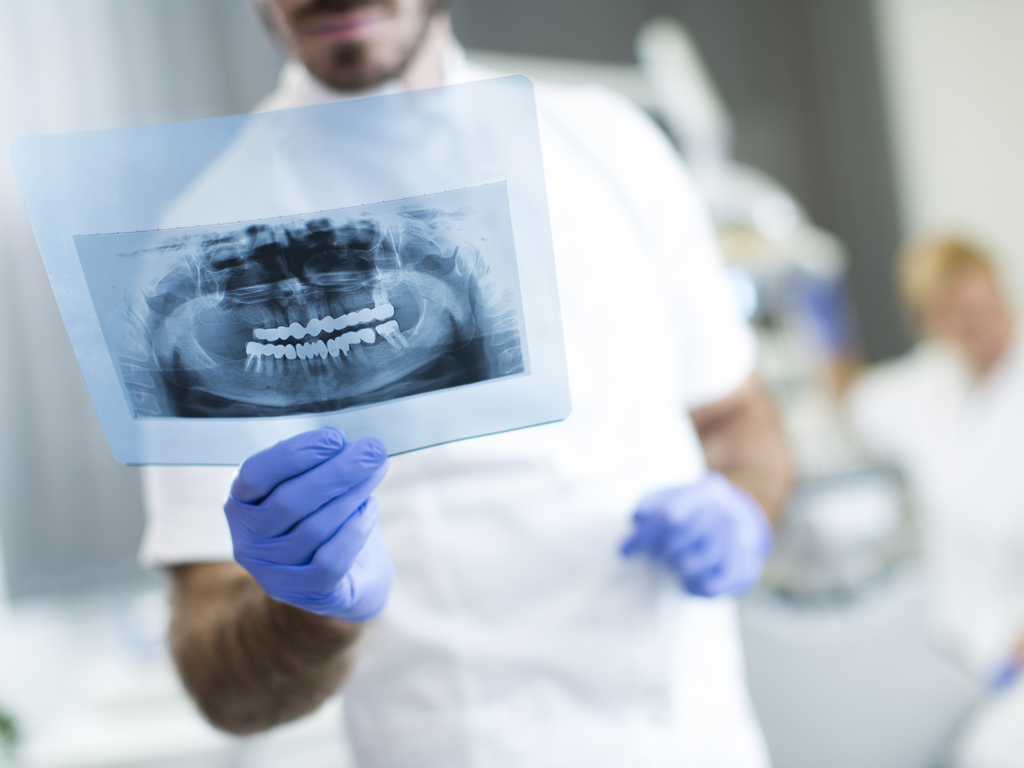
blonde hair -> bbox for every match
[897,234,999,322]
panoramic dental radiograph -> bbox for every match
[86,191,526,418]
[16,76,566,463]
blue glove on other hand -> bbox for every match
[225,428,393,622]
[622,472,774,597]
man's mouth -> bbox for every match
[302,7,390,40]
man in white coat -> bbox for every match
[145,1,792,765]
[848,235,1024,768]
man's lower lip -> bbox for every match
[303,9,389,40]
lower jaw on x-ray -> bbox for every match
[80,188,526,419]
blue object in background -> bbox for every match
[787,271,859,358]
[988,658,1022,693]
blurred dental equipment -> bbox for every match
[637,18,812,258]
[635,18,732,172]
[763,467,913,599]
[637,17,907,598]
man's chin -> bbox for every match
[305,46,407,92]
[314,65,397,92]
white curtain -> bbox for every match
[0,0,283,596]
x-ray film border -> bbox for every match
[73,182,509,238]
[10,75,571,464]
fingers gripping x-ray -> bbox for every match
[92,189,526,418]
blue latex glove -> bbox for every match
[622,472,774,597]
[225,428,393,622]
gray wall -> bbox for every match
[453,0,910,361]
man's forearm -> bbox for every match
[169,562,363,735]
[691,376,792,522]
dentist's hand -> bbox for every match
[622,472,774,597]
[225,428,393,622]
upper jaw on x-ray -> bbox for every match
[136,209,524,418]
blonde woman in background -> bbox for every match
[847,235,1024,768]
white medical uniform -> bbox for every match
[142,52,770,768]
[848,337,1024,767]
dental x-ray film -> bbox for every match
[78,185,525,420]
[10,76,570,465]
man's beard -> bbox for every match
[297,0,446,92]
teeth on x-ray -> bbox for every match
[99,189,528,418]
[375,320,409,349]
[245,326,379,364]
[252,301,395,343]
